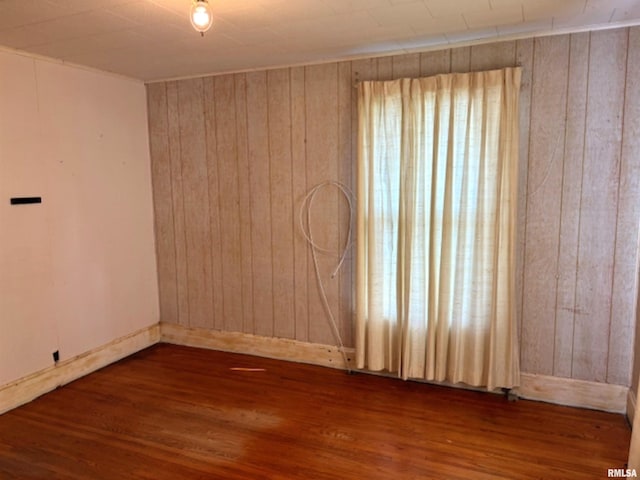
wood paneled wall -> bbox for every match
[147,26,640,386]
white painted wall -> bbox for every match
[0,50,159,386]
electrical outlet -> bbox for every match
[53,351,59,363]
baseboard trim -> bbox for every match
[518,373,627,414]
[0,324,160,415]
[629,388,637,426]
[160,323,353,370]
[3,323,626,416]
[161,323,627,414]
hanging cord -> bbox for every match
[299,181,355,373]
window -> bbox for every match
[355,69,521,391]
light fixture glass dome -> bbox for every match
[190,0,213,35]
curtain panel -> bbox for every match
[355,68,521,391]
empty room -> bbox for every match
[1,0,640,478]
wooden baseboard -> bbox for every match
[160,323,353,370]
[518,373,627,414]
[160,323,627,414]
[0,324,160,415]
[160,323,354,370]
[3,322,626,415]
[629,388,637,426]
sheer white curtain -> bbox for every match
[355,68,521,391]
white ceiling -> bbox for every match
[1,0,639,82]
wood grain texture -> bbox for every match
[213,75,244,333]
[609,27,640,386]
[376,56,393,81]
[162,323,626,413]
[391,53,420,78]
[470,40,516,71]
[203,76,225,331]
[352,57,376,84]
[267,68,295,340]
[305,63,341,346]
[574,28,628,382]
[233,73,255,335]
[147,83,178,325]
[290,66,309,343]
[246,70,274,338]
[161,323,352,371]
[518,372,627,413]
[166,81,189,326]
[514,38,534,351]
[338,61,354,347]
[451,46,471,72]
[177,78,213,329]
[628,28,640,396]
[553,32,589,379]
[147,27,640,389]
[0,344,630,480]
[521,35,570,376]
[420,49,451,76]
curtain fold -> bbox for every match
[356,68,521,391]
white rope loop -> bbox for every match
[299,181,355,372]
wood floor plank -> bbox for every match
[0,344,630,479]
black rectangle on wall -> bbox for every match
[10,197,42,205]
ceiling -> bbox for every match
[1,0,639,82]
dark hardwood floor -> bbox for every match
[0,344,631,479]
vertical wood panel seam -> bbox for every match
[176,83,191,326]
[519,39,535,353]
[348,60,355,346]
[175,82,191,327]
[266,72,276,337]
[207,79,216,327]
[571,32,592,379]
[512,41,533,368]
[212,79,225,330]
[606,28,631,383]
[146,88,159,316]
[164,83,180,325]
[336,64,343,341]
[303,66,310,340]
[551,37,572,376]
[287,68,298,340]
[200,78,214,330]
[238,73,254,335]
[511,41,520,369]
[623,28,640,387]
[150,32,635,381]
[347,61,354,345]
[165,82,180,323]
[302,67,310,342]
[242,76,255,335]
[287,68,296,339]
[232,75,247,334]
[288,67,297,340]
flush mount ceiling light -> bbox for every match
[190,0,213,36]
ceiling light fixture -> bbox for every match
[190,0,213,36]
